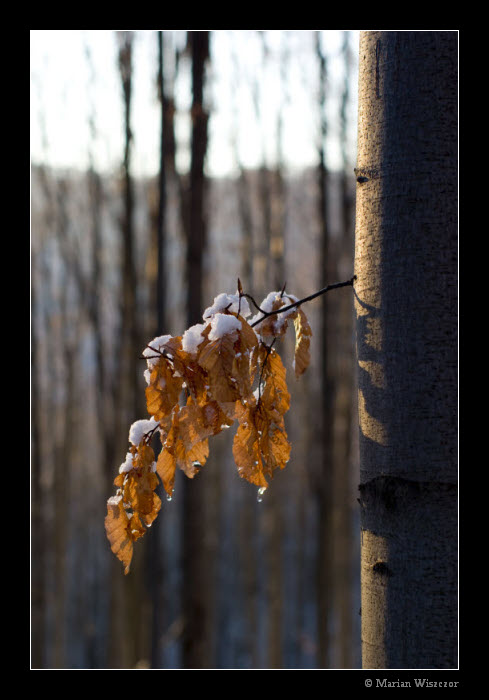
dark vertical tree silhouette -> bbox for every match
[110,30,150,668]
[230,37,253,292]
[117,31,139,425]
[182,29,210,669]
[315,30,334,668]
[333,29,355,669]
[355,30,458,669]
[269,35,287,292]
[253,31,272,298]
[31,245,45,669]
[84,41,114,495]
[148,30,168,669]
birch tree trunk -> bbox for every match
[354,30,458,669]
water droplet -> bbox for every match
[166,493,173,502]
[257,486,267,503]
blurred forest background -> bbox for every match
[31,29,360,669]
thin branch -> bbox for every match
[243,276,356,328]
[143,425,161,445]
[139,343,174,362]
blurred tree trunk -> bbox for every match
[252,32,271,298]
[315,31,334,669]
[52,177,72,668]
[229,41,260,667]
[149,29,171,669]
[87,167,117,494]
[31,250,45,669]
[33,162,58,668]
[109,30,149,669]
[182,29,210,669]
[270,37,288,291]
[332,30,355,669]
[230,37,253,291]
[85,42,128,668]
[84,42,118,498]
[270,135,286,291]
[355,30,457,668]
[117,31,139,425]
[237,168,254,291]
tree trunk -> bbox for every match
[315,31,334,669]
[110,31,149,669]
[182,29,210,669]
[354,30,458,669]
[148,30,169,670]
[31,250,45,669]
[333,31,355,669]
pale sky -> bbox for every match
[30,30,359,179]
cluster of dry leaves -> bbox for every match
[105,289,312,574]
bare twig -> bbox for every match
[242,276,356,328]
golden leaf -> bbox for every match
[232,399,290,488]
[198,331,240,403]
[156,448,176,497]
[232,406,267,488]
[259,348,290,416]
[293,307,312,378]
[105,497,134,575]
[145,359,183,420]
[176,438,209,478]
[253,295,300,338]
[123,444,161,526]
[232,316,259,400]
[178,397,233,446]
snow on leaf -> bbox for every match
[251,292,299,338]
[203,291,251,319]
[128,417,159,446]
[182,322,207,356]
[208,313,241,341]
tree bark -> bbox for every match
[354,30,458,669]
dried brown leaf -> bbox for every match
[124,444,161,526]
[156,448,176,497]
[146,360,183,420]
[232,399,290,488]
[198,331,240,403]
[105,497,134,575]
[293,307,312,377]
[260,348,290,416]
